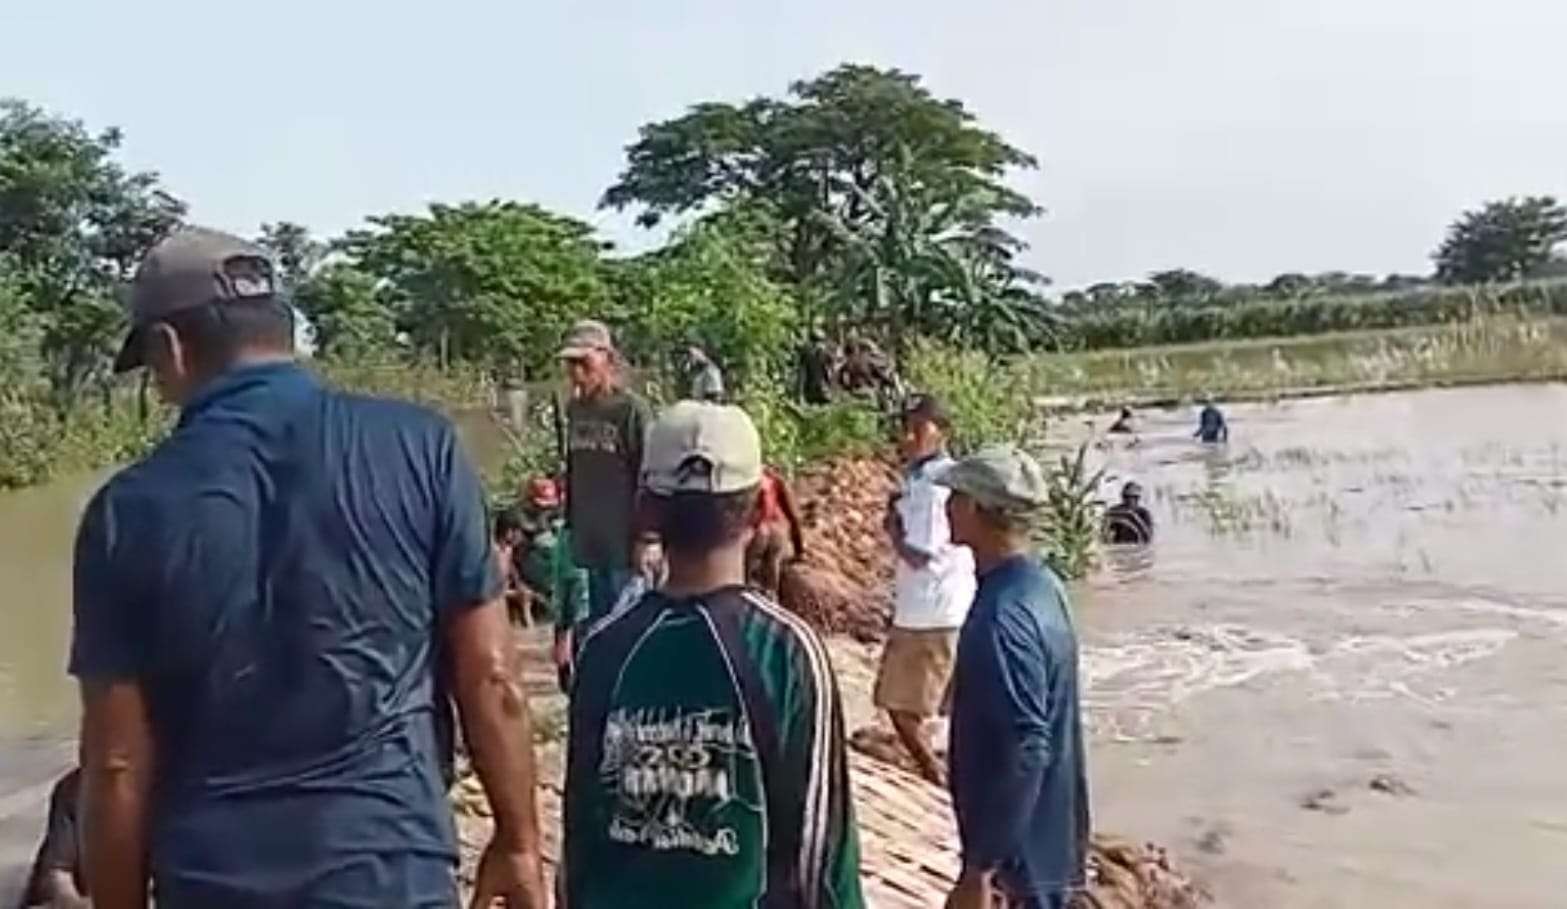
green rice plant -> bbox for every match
[1037,442,1105,579]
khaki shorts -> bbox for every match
[873,626,959,718]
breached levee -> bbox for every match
[780,455,1212,908]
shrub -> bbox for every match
[902,339,1044,451]
[739,378,883,472]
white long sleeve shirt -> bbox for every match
[893,454,977,630]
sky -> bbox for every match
[3,0,1564,289]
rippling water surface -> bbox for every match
[1061,384,1567,907]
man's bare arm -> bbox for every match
[776,477,808,559]
[79,679,154,909]
[445,599,542,854]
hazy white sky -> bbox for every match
[4,0,1564,288]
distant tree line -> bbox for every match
[3,70,1565,420]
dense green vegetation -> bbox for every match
[1,64,1564,495]
[1054,280,1567,350]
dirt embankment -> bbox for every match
[781,457,1211,909]
[780,457,899,642]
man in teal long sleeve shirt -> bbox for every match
[937,447,1090,909]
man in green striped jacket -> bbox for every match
[562,401,864,908]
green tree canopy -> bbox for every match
[257,221,326,291]
[1433,196,1567,284]
[337,201,610,377]
[1146,269,1223,303]
[0,98,184,407]
[291,262,397,360]
[601,64,1040,286]
[609,219,798,393]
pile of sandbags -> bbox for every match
[780,457,899,642]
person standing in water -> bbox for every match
[69,227,545,907]
[1103,481,1155,544]
[1195,399,1229,443]
[877,394,975,785]
[939,446,1090,909]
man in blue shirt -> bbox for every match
[69,227,546,908]
[1195,399,1229,444]
[937,446,1090,909]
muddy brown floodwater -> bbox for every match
[1064,383,1567,908]
[2,384,1565,906]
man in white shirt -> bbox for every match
[877,394,976,784]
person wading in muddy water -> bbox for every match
[1195,397,1229,444]
[877,394,976,785]
[555,319,654,688]
[938,446,1090,909]
[562,401,864,908]
[1103,480,1154,545]
[69,227,546,908]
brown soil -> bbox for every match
[781,456,899,642]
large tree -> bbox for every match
[1145,269,1223,303]
[813,148,1048,352]
[257,221,326,291]
[0,99,185,409]
[291,262,397,360]
[609,218,798,392]
[337,201,609,377]
[600,64,1041,303]
[1433,196,1567,284]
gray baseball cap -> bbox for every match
[641,401,763,496]
[558,319,616,361]
[935,445,1050,514]
[113,226,280,372]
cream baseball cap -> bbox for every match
[641,401,763,495]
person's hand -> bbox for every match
[469,840,548,908]
[943,868,994,909]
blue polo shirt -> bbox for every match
[948,554,1090,901]
[69,362,500,907]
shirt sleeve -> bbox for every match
[780,627,865,908]
[69,486,149,680]
[959,598,1055,870]
[432,428,503,611]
